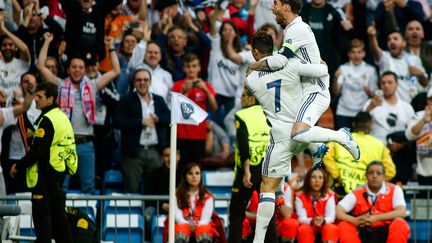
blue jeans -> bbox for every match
[64,141,96,194]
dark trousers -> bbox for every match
[31,171,72,243]
[417,174,432,198]
[227,164,277,243]
[334,115,354,130]
[177,139,206,175]
[2,159,28,194]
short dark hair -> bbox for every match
[381,71,398,83]
[281,0,302,14]
[184,53,200,64]
[366,161,386,175]
[36,82,58,102]
[252,31,274,56]
[20,71,38,84]
[353,112,372,131]
[132,68,152,81]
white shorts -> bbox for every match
[295,90,331,127]
[261,137,308,178]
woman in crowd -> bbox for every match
[174,163,215,243]
[294,168,339,243]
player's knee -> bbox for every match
[260,177,281,192]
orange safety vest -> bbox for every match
[297,191,335,218]
[352,183,396,227]
[180,193,213,222]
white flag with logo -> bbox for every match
[170,92,208,125]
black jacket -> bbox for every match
[59,0,122,61]
[113,92,170,157]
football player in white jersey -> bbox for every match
[247,31,330,243]
[248,0,360,166]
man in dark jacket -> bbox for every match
[59,0,122,62]
[113,68,170,193]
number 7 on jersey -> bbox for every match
[266,79,281,113]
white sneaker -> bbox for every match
[339,127,360,160]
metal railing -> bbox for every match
[0,186,430,242]
[0,194,231,243]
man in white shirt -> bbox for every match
[0,13,31,106]
[247,0,360,165]
[368,23,427,103]
[336,161,410,243]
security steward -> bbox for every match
[10,82,78,243]
[227,87,277,243]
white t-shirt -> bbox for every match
[338,182,406,213]
[405,110,432,176]
[247,56,328,142]
[137,92,158,146]
[254,0,280,30]
[363,98,415,144]
[207,34,247,97]
[9,101,41,160]
[0,58,30,106]
[336,61,378,117]
[266,16,325,94]
[377,51,426,103]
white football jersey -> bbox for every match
[247,57,328,142]
[266,16,326,94]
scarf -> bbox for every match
[58,76,96,125]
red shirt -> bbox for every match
[172,79,216,140]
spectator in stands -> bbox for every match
[334,39,378,130]
[405,88,432,187]
[172,53,217,171]
[375,0,426,45]
[146,145,181,211]
[59,0,122,63]
[405,20,432,79]
[122,0,146,20]
[324,112,396,198]
[15,0,63,66]
[1,72,40,194]
[368,23,427,103]
[336,161,410,243]
[254,0,280,31]
[257,23,282,52]
[174,162,215,243]
[208,6,253,127]
[113,68,170,193]
[300,0,352,84]
[200,120,232,169]
[116,31,138,97]
[129,40,173,103]
[0,11,31,106]
[363,71,416,183]
[228,87,277,243]
[37,33,121,194]
[294,168,339,243]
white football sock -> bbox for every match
[253,192,275,243]
[292,126,344,144]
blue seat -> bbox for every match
[202,170,235,197]
[103,170,123,194]
[103,193,143,216]
[104,214,144,242]
[151,214,166,243]
[408,220,432,243]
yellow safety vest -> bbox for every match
[234,105,270,170]
[324,132,393,193]
[26,108,78,188]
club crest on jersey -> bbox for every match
[181,102,194,119]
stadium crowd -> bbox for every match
[0,0,431,242]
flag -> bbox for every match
[170,92,208,125]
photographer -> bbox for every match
[172,53,217,174]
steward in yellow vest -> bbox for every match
[11,82,76,243]
[323,112,396,198]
